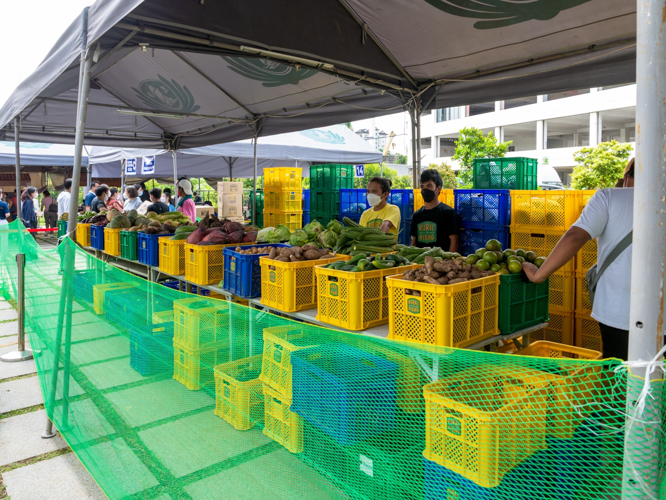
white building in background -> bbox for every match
[356,127,389,152]
[416,84,636,185]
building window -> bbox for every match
[503,123,537,151]
[420,137,432,149]
[436,107,464,123]
[546,114,591,148]
[467,102,495,117]
[600,107,636,143]
[438,137,457,157]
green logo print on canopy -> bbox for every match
[222,57,318,87]
[132,75,200,113]
[423,0,593,29]
[298,129,346,145]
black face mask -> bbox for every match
[421,189,437,203]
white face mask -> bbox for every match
[367,193,382,207]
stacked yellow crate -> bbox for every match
[262,167,303,231]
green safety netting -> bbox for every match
[0,220,663,500]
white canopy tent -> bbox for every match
[89,124,382,181]
[0,141,90,167]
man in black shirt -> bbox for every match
[147,188,170,215]
[410,169,459,252]
[90,185,109,213]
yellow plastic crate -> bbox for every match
[153,310,174,324]
[510,190,577,232]
[574,190,597,216]
[549,270,575,313]
[575,271,592,314]
[262,384,303,453]
[160,238,186,276]
[577,238,597,273]
[532,310,574,345]
[387,274,499,348]
[174,297,230,350]
[103,228,121,256]
[263,211,303,232]
[264,190,303,212]
[214,355,264,431]
[510,229,574,272]
[516,341,602,439]
[259,325,318,398]
[259,255,347,312]
[76,223,91,247]
[315,264,419,331]
[575,312,602,354]
[185,243,237,286]
[173,340,230,391]
[93,282,137,315]
[424,365,550,488]
[413,188,454,211]
[263,167,302,191]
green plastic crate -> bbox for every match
[309,211,335,227]
[120,231,138,261]
[498,272,549,334]
[310,190,341,215]
[57,220,67,238]
[473,157,538,190]
[309,164,354,191]
[248,189,264,226]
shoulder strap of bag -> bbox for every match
[590,230,633,289]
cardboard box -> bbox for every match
[221,205,242,218]
[196,206,215,219]
[220,193,242,207]
[219,182,244,195]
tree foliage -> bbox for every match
[394,153,408,165]
[452,127,512,187]
[570,141,633,190]
[426,163,458,189]
[353,163,412,189]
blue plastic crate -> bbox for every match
[302,212,310,226]
[291,343,398,446]
[387,189,415,221]
[138,233,174,266]
[458,223,510,256]
[340,189,368,219]
[222,243,288,298]
[399,219,412,247]
[340,213,361,225]
[73,270,98,303]
[130,322,175,376]
[90,225,105,251]
[302,189,310,212]
[455,189,511,226]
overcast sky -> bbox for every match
[0,1,409,151]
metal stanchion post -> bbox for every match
[1,254,33,362]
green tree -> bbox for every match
[352,163,412,189]
[571,141,633,190]
[427,162,458,189]
[394,153,407,165]
[344,122,353,131]
[452,127,512,187]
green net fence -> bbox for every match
[0,221,664,500]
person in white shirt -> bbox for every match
[57,179,72,218]
[523,160,634,359]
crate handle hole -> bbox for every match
[471,286,482,294]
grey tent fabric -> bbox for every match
[0,0,636,148]
[89,124,382,179]
[0,141,90,167]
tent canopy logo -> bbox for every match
[299,129,346,145]
[132,75,200,113]
[423,0,593,29]
[222,57,318,87]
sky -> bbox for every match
[351,112,412,156]
[0,1,92,106]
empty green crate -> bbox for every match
[309,164,354,191]
[120,231,138,261]
[473,157,538,190]
[310,190,341,215]
[498,272,549,334]
[309,211,335,227]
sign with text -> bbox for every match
[125,158,137,175]
[354,165,365,178]
[141,156,155,175]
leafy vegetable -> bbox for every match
[257,227,276,242]
[275,224,292,242]
[289,230,309,247]
[317,229,338,249]
[326,220,344,235]
[303,220,324,239]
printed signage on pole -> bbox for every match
[354,165,365,178]
[142,156,155,175]
[126,158,137,175]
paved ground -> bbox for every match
[0,237,107,499]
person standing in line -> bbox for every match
[123,186,142,211]
[162,188,176,211]
[41,190,58,228]
[90,185,109,213]
[8,194,17,222]
[410,169,459,252]
[0,195,10,227]
[176,179,196,223]
[21,187,38,229]
[84,181,100,211]
[147,188,170,215]
[523,159,635,360]
[136,182,150,203]
[359,177,401,235]
[194,191,203,204]
[106,187,124,212]
[57,179,72,219]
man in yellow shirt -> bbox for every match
[359,177,401,234]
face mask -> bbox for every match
[104,194,109,202]
[421,189,437,203]
[367,193,382,207]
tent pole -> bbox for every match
[252,134,258,226]
[416,103,422,180]
[171,151,178,196]
[66,47,93,239]
[14,118,20,212]
[621,0,665,497]
[410,110,417,187]
[86,165,91,191]
[120,159,125,195]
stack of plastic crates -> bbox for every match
[339,189,367,225]
[455,189,511,257]
[302,189,310,226]
[130,321,175,376]
[263,167,302,231]
[172,297,231,390]
[473,157,538,190]
[248,189,263,227]
[413,188,454,212]
[105,288,173,330]
[73,269,98,303]
[309,164,353,226]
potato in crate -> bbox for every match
[214,355,263,431]
[291,343,398,446]
[262,384,303,453]
[173,340,230,391]
[174,297,230,350]
[423,365,551,488]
